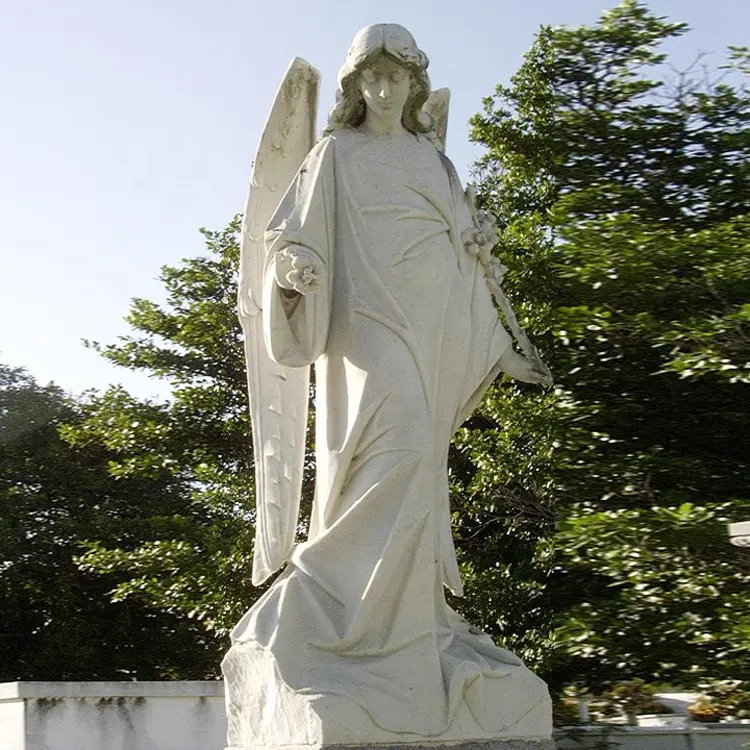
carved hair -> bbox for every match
[324,24,432,136]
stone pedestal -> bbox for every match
[222,643,553,750]
[226,744,554,750]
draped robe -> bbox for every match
[231,130,549,736]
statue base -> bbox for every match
[222,643,553,750]
[227,743,553,750]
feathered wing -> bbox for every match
[423,88,450,153]
[237,58,320,586]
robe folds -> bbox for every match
[231,130,549,736]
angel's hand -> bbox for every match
[498,347,553,387]
[274,245,322,295]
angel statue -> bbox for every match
[224,23,554,750]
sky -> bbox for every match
[0,0,746,400]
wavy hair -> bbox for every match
[324,25,432,136]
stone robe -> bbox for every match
[229,130,549,737]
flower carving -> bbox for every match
[462,209,499,267]
[275,246,322,295]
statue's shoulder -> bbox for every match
[320,128,362,152]
[427,141,456,171]
[304,131,357,165]
[306,134,335,158]
[410,132,457,170]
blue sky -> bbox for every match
[0,0,745,398]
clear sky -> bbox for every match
[0,0,745,399]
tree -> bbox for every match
[63,220,260,651]
[65,1,750,692]
[0,364,217,680]
[468,0,750,690]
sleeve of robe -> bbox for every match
[439,152,513,433]
[262,137,336,368]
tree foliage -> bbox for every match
[27,1,750,690]
[64,220,257,654]
[469,0,750,690]
[0,364,217,680]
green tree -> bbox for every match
[469,0,750,690]
[64,220,259,649]
[65,1,750,692]
[0,363,216,680]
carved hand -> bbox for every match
[274,245,322,295]
[498,347,554,387]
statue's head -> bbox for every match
[324,24,431,135]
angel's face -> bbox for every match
[359,57,412,126]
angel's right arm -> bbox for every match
[262,138,336,368]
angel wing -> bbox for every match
[238,58,320,586]
[423,88,450,153]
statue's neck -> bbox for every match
[359,112,408,136]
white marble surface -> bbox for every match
[231,23,552,745]
[223,644,551,747]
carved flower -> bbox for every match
[461,228,481,257]
[287,262,319,290]
[276,247,322,295]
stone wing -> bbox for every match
[423,88,450,153]
[237,57,320,585]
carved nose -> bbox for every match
[379,79,391,98]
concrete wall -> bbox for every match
[2,682,749,750]
[0,682,226,750]
[0,699,25,750]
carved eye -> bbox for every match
[390,71,405,82]
[362,70,377,84]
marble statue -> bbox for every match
[225,24,554,750]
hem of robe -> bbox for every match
[225,632,551,739]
